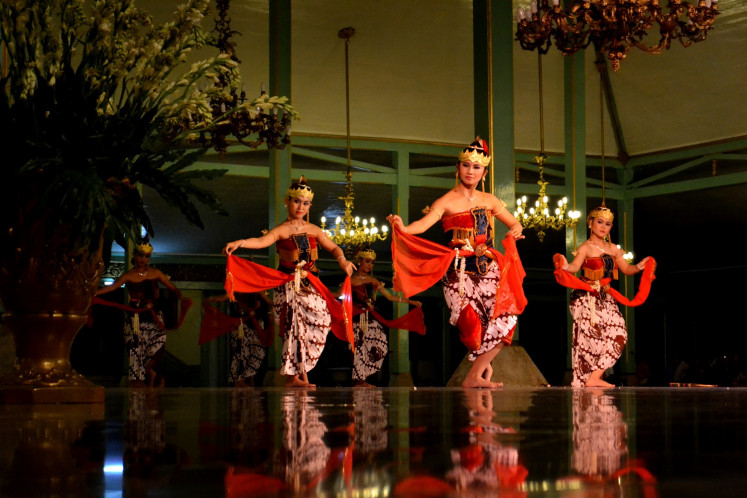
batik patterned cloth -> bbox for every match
[569,289,627,387]
[228,320,267,383]
[273,281,331,376]
[442,263,517,361]
[352,318,388,381]
[124,311,166,382]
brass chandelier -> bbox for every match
[515,53,581,243]
[197,0,297,153]
[320,27,388,255]
[515,0,720,71]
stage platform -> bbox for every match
[1,386,746,497]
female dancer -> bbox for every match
[95,238,189,387]
[387,137,527,388]
[201,291,274,387]
[345,246,423,387]
[553,205,655,388]
[223,177,355,388]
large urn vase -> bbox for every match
[0,225,105,403]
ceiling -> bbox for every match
[138,0,747,273]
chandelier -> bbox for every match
[197,0,297,153]
[320,27,388,256]
[515,53,581,243]
[515,0,720,71]
[515,153,582,243]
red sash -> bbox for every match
[225,254,354,348]
[390,224,527,317]
[198,300,274,346]
[354,306,427,335]
[90,296,192,330]
[552,254,657,307]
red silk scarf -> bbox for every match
[224,254,354,348]
[552,254,657,307]
[198,300,274,346]
[353,305,427,335]
[90,295,193,330]
[390,224,527,318]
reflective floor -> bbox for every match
[2,386,747,497]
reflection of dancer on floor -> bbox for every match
[339,247,422,387]
[223,177,355,388]
[95,238,187,387]
[204,292,274,387]
[387,138,527,388]
[447,390,527,491]
[571,389,628,477]
[554,205,655,388]
[280,391,330,492]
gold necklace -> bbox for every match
[458,188,477,203]
[588,239,607,253]
[286,218,304,231]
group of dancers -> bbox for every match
[94,137,656,389]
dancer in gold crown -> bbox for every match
[553,205,656,388]
[387,137,527,388]
[339,246,424,387]
[223,177,355,388]
[95,238,190,387]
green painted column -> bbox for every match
[619,192,636,378]
[564,52,587,373]
[475,0,518,337]
[389,149,413,387]
[264,0,292,384]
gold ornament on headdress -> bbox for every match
[587,206,614,223]
[458,137,491,167]
[285,176,314,201]
[135,240,153,256]
[355,248,376,261]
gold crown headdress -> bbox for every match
[587,205,614,224]
[135,239,153,256]
[458,137,491,167]
[285,176,314,201]
[355,248,377,262]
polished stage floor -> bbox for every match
[1,386,746,497]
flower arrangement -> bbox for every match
[0,0,296,262]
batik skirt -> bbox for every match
[442,262,518,361]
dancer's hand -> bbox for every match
[223,239,244,255]
[386,214,405,232]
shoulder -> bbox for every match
[482,193,506,212]
[576,242,593,257]
[608,244,624,259]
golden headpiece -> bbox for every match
[458,137,491,167]
[587,205,614,224]
[285,176,314,201]
[355,247,377,262]
[135,239,153,256]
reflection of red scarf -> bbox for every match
[390,225,527,318]
[224,254,354,348]
[198,300,274,346]
[552,254,657,307]
[89,296,192,330]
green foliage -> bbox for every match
[0,0,266,261]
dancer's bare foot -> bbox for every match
[462,345,503,388]
[353,380,375,388]
[585,370,614,388]
[585,378,615,388]
[284,375,316,388]
[462,375,503,388]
